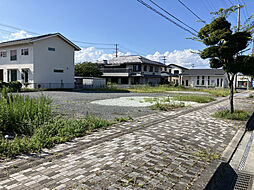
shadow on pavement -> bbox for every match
[204,162,237,190]
[246,112,254,131]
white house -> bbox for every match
[0,33,80,88]
[161,64,188,84]
[180,69,228,88]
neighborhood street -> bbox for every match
[0,91,253,190]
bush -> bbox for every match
[0,115,112,158]
[0,81,22,92]
[0,91,52,135]
[213,109,249,120]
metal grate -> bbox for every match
[234,172,252,190]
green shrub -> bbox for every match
[213,109,249,120]
[0,81,22,92]
[0,115,112,158]
[0,91,52,135]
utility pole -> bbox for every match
[115,44,118,57]
[161,56,167,65]
[235,4,241,90]
[237,4,240,32]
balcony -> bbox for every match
[100,68,133,77]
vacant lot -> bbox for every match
[23,91,211,121]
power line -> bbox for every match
[136,0,197,36]
[227,0,234,6]
[0,22,117,47]
[0,23,39,35]
[176,0,206,23]
[72,40,115,46]
[120,45,144,56]
[148,0,199,33]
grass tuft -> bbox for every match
[213,109,249,120]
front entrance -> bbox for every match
[185,80,188,86]
[0,70,3,81]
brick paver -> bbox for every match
[0,94,250,190]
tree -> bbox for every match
[75,62,102,77]
[195,6,254,113]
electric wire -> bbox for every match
[136,0,197,36]
[176,0,206,23]
[148,0,199,33]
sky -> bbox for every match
[0,0,253,68]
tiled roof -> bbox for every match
[0,33,81,51]
[99,55,164,66]
[180,69,225,76]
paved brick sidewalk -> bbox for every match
[0,95,247,190]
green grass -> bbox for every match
[150,102,185,111]
[124,84,186,93]
[0,89,113,158]
[144,95,215,104]
[213,109,250,120]
[114,116,133,122]
[172,95,216,103]
[248,94,254,98]
[0,115,111,158]
[118,84,230,97]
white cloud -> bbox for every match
[3,30,33,41]
[146,49,209,69]
[75,48,209,68]
[74,47,131,63]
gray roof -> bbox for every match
[161,72,178,77]
[99,55,164,66]
[168,64,188,70]
[180,69,225,76]
[0,33,81,51]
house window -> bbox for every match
[155,67,159,72]
[221,79,223,87]
[174,70,179,75]
[197,76,200,85]
[144,65,147,71]
[149,66,153,72]
[133,65,141,72]
[168,69,171,73]
[208,76,210,86]
[217,78,220,87]
[54,69,64,73]
[10,50,17,61]
[48,47,55,51]
[21,48,29,55]
[0,51,7,57]
[8,70,17,82]
[202,76,205,85]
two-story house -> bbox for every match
[180,69,228,88]
[98,55,164,85]
[161,64,188,84]
[0,33,80,88]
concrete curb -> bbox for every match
[221,128,246,162]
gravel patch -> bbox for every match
[21,91,201,120]
[90,96,199,107]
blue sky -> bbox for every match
[0,0,253,68]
